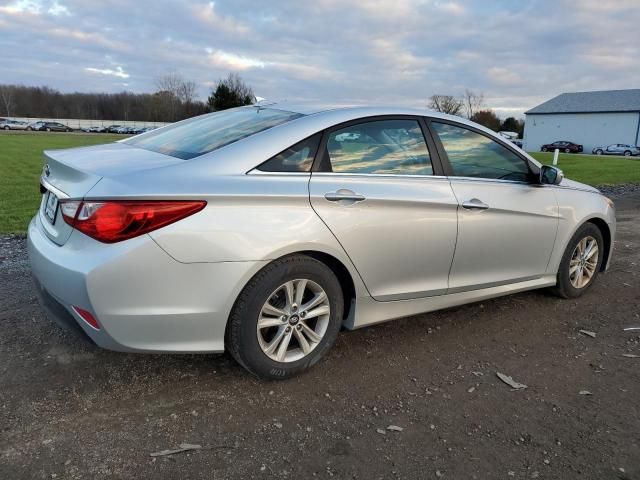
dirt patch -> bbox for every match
[1,194,639,479]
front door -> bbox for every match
[429,120,559,292]
[309,117,459,301]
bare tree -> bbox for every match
[462,89,484,119]
[428,95,463,116]
[0,85,15,117]
[156,72,200,120]
[177,81,197,104]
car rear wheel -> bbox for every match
[46,127,51,132]
[595,149,603,155]
[564,148,571,153]
[624,150,631,157]
[3,126,8,130]
[551,223,604,299]
[226,255,344,379]
[541,147,548,152]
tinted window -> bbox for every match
[432,122,531,182]
[258,134,321,172]
[124,107,304,160]
[325,119,432,175]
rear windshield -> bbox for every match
[124,107,304,159]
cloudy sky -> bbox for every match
[1,0,639,117]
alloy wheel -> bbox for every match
[569,236,599,289]
[256,279,330,363]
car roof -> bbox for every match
[179,103,542,174]
[267,101,463,121]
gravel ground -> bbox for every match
[1,193,639,480]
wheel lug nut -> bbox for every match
[285,326,291,332]
[296,324,302,330]
[300,311,306,318]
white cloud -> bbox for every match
[84,66,130,79]
[47,2,69,16]
[206,49,265,70]
[0,0,42,14]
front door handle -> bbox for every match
[462,198,489,210]
[324,190,366,203]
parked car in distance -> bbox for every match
[27,121,73,132]
[80,126,107,133]
[541,141,583,153]
[112,126,135,134]
[0,119,29,130]
[105,125,122,133]
[592,144,640,157]
[29,104,616,379]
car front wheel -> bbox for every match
[551,223,604,299]
[595,149,603,155]
[541,147,548,152]
[227,255,344,379]
[624,150,631,156]
[564,148,571,153]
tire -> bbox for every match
[541,147,548,152]
[564,148,571,153]
[551,223,604,299]
[624,150,631,157]
[26,127,32,131]
[46,128,51,132]
[227,254,344,379]
[3,126,8,130]
[595,149,603,155]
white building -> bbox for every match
[523,89,640,153]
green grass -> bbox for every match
[1,133,639,234]
[529,152,640,186]
[0,132,122,234]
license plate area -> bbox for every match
[44,190,59,224]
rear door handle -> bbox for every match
[462,198,489,210]
[324,190,366,203]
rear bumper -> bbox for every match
[28,215,266,353]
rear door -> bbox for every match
[309,116,458,301]
[428,119,558,292]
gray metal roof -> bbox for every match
[525,89,640,115]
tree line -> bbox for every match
[0,74,523,135]
[0,73,255,122]
[428,91,524,137]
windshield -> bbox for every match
[124,107,304,159]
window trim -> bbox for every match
[312,115,446,177]
[424,117,540,184]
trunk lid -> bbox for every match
[38,142,184,245]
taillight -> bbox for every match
[60,200,206,243]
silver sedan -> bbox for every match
[28,105,616,378]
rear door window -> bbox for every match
[323,119,433,175]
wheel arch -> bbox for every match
[299,250,356,322]
[225,249,360,340]
[586,217,612,272]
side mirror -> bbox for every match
[540,165,564,185]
